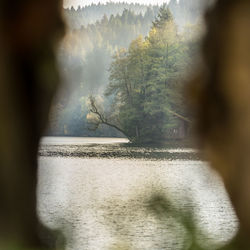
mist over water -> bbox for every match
[40,1,238,249]
[38,137,238,250]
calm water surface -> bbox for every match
[38,137,238,250]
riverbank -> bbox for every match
[39,137,201,160]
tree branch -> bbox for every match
[88,96,130,139]
[165,106,192,123]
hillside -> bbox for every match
[47,1,208,137]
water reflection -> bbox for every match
[38,137,238,250]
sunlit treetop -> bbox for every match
[152,4,174,29]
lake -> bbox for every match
[38,137,238,250]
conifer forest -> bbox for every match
[48,0,208,142]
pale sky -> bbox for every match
[64,0,170,8]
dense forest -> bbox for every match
[88,6,196,143]
[64,2,159,29]
[64,0,209,29]
[47,0,209,138]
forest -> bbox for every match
[47,0,207,139]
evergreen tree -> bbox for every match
[152,5,174,29]
[88,7,192,143]
[49,1,203,137]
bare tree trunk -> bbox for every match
[136,125,139,139]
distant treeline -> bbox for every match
[64,2,159,29]
[47,1,207,137]
[64,0,209,29]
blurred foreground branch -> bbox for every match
[0,0,64,248]
[191,0,250,248]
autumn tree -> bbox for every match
[88,6,192,143]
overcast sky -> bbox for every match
[64,0,170,8]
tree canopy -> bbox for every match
[88,6,193,143]
[48,1,203,138]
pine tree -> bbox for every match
[152,5,174,30]
[88,8,192,142]
[54,2,199,138]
